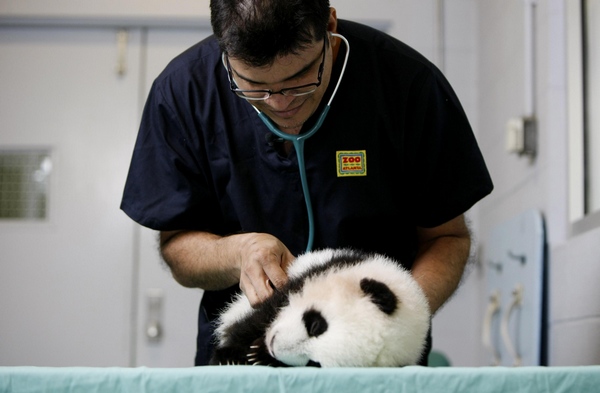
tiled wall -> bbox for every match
[550,228,600,365]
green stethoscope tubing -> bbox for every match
[254,33,350,252]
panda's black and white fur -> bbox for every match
[210,248,431,367]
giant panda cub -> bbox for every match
[210,248,431,367]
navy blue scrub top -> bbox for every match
[121,20,493,365]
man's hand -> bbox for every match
[235,233,295,306]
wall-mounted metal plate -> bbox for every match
[484,209,546,366]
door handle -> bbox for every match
[145,288,164,342]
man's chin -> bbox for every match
[265,117,306,134]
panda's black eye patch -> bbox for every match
[303,309,328,337]
[360,278,398,315]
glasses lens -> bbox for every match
[234,85,318,101]
[281,85,318,97]
[234,90,269,100]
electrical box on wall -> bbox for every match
[506,116,537,158]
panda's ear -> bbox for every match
[360,278,398,315]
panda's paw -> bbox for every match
[210,346,252,366]
[246,337,287,367]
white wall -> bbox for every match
[334,1,437,60]
[0,0,211,19]
[428,0,484,366]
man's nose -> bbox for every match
[263,93,296,110]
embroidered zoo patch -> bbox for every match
[336,150,367,177]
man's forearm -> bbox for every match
[159,230,241,290]
[411,215,471,314]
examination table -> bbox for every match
[1,365,599,392]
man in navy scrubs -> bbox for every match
[121,0,493,366]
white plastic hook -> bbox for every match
[482,289,502,366]
[501,284,524,366]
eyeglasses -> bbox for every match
[223,38,326,101]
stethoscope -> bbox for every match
[259,33,350,252]
[226,33,350,252]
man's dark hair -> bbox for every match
[210,0,331,67]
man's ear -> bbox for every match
[327,7,338,33]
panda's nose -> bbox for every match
[302,309,328,337]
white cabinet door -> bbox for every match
[0,26,142,366]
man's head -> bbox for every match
[210,0,331,66]
[211,0,339,134]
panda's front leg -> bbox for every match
[209,337,287,366]
[209,329,264,365]
[210,345,249,366]
[209,328,288,366]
